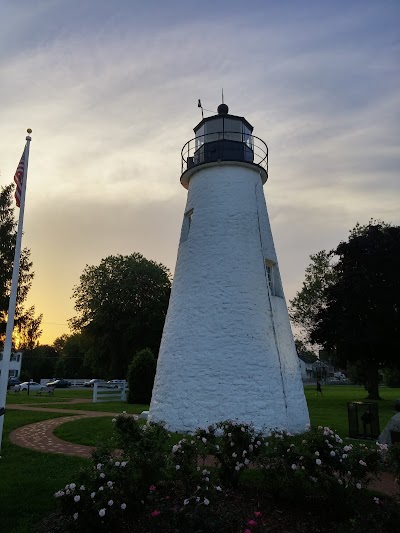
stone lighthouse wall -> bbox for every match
[149,164,310,433]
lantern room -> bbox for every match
[181,104,268,188]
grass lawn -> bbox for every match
[304,385,400,437]
[0,410,88,533]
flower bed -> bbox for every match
[46,417,400,532]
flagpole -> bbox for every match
[0,130,32,453]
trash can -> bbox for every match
[347,402,380,439]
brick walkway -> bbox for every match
[8,403,119,459]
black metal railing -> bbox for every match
[181,132,268,177]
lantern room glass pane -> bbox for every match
[204,118,223,142]
[224,118,242,142]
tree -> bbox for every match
[20,344,59,382]
[70,253,171,378]
[309,222,400,399]
[53,333,91,378]
[127,348,157,404]
[0,184,42,347]
[289,251,335,346]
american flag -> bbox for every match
[13,150,25,208]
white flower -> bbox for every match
[241,427,246,432]
[248,444,253,452]
[100,473,105,479]
[235,466,240,471]
[202,469,210,475]
[230,442,235,447]
[99,486,104,491]
[79,485,85,491]
[99,508,106,517]
[314,451,320,456]
[121,461,127,467]
[204,498,210,505]
[257,441,261,446]
[196,496,200,502]
[202,437,207,443]
[338,479,343,485]
[114,461,120,466]
[108,500,114,506]
[373,497,380,505]
[73,512,78,520]
[172,445,180,453]
[359,460,367,466]
[107,481,113,487]
[242,450,247,456]
[244,458,250,465]
[97,464,103,470]
[205,477,209,482]
[112,418,116,423]
[184,499,190,505]
[91,492,96,498]
[175,465,181,470]
[330,451,336,457]
[54,490,65,498]
[316,459,322,466]
[74,495,80,502]
[228,433,232,437]
[65,490,70,495]
[232,452,237,458]
[342,454,348,459]
[356,483,361,490]
[291,464,297,470]
[215,486,222,491]
[302,440,307,444]
[121,503,127,510]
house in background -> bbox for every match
[0,351,23,379]
[298,352,317,380]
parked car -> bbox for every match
[46,379,72,388]
[106,380,126,388]
[83,379,107,387]
[7,377,21,390]
[15,381,46,392]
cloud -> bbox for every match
[1,1,399,343]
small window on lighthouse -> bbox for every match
[180,208,194,244]
[265,259,276,295]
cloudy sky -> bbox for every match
[1,0,399,344]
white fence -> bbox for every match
[93,382,127,403]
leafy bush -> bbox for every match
[127,348,156,403]
[52,417,398,532]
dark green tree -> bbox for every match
[53,333,91,378]
[289,250,335,346]
[127,348,157,404]
[0,184,42,347]
[310,222,400,400]
[70,253,171,378]
[20,344,59,382]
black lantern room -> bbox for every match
[181,104,268,188]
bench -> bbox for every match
[36,386,55,396]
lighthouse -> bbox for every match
[148,103,310,434]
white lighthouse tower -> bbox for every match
[149,103,309,434]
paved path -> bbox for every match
[6,403,400,497]
[8,403,120,459]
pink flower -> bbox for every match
[254,511,262,517]
[149,485,156,492]
[248,519,257,526]
[151,510,161,517]
[244,530,252,533]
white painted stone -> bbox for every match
[149,162,310,434]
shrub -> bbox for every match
[127,348,156,403]
[53,417,394,532]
